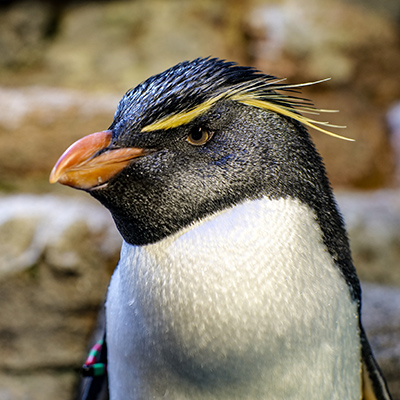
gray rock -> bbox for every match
[362,283,400,399]
[339,190,400,398]
[338,190,400,286]
[0,194,120,278]
[0,195,120,400]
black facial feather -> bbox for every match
[90,57,360,303]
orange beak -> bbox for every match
[49,130,146,190]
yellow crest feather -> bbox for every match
[141,93,225,132]
[141,77,353,141]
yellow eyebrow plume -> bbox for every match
[233,97,352,141]
[141,93,225,132]
[141,78,353,141]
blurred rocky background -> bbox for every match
[0,0,399,399]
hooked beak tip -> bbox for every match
[49,130,146,190]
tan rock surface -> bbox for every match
[0,0,399,190]
[0,195,120,400]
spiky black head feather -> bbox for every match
[111,58,265,132]
[110,57,349,141]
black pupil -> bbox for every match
[191,127,204,142]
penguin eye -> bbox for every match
[186,127,213,146]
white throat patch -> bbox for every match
[106,196,361,400]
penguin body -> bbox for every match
[107,197,360,399]
[50,58,392,399]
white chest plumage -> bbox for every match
[106,197,361,400]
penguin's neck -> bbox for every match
[106,196,361,400]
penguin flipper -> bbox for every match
[361,326,392,400]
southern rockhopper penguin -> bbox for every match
[50,58,392,399]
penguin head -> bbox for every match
[50,57,347,246]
